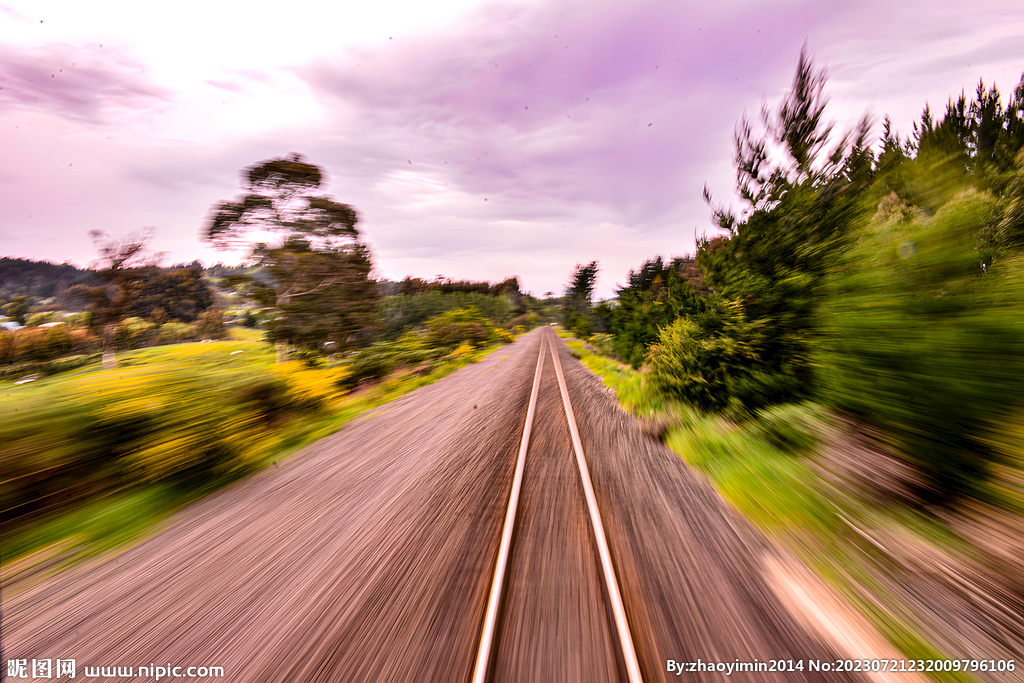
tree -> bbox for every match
[78,234,215,327]
[2,296,30,325]
[566,261,599,307]
[606,256,708,368]
[816,188,1024,504]
[425,306,493,349]
[874,116,912,196]
[205,153,377,358]
[377,290,513,341]
[563,261,598,337]
[123,265,214,323]
[688,47,874,409]
[0,258,98,308]
[899,74,1024,202]
[82,229,161,366]
[252,236,376,353]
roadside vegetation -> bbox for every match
[2,318,511,583]
[0,311,228,379]
[558,49,1024,678]
[562,332,1020,681]
[561,47,1024,512]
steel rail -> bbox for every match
[470,335,546,683]
[547,331,645,683]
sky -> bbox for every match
[2,0,1023,298]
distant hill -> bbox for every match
[0,258,99,309]
[0,258,258,313]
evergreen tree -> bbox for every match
[606,256,707,368]
[563,261,598,338]
[691,47,872,408]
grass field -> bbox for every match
[1,328,508,580]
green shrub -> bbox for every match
[817,190,1024,503]
[26,312,55,327]
[80,370,268,485]
[378,291,512,340]
[493,328,514,343]
[0,326,98,365]
[749,403,826,455]
[0,354,95,379]
[195,309,227,340]
[115,317,158,350]
[341,333,444,387]
[588,333,617,358]
[2,357,274,531]
[647,301,803,416]
[42,325,74,358]
[271,361,351,412]
[14,327,54,362]
[63,312,92,326]
[425,306,494,349]
[607,265,709,369]
[570,314,591,340]
[0,331,15,363]
[239,376,293,423]
[158,322,195,344]
[339,307,510,388]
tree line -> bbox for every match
[566,50,1024,505]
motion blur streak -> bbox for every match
[3,331,860,681]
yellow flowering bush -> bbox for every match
[78,368,270,484]
[272,361,350,411]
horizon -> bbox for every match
[0,255,616,300]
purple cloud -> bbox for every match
[298,1,818,230]
[0,43,168,123]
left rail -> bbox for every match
[470,336,546,683]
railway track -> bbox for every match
[4,327,863,681]
[472,328,641,682]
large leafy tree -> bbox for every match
[205,153,377,355]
